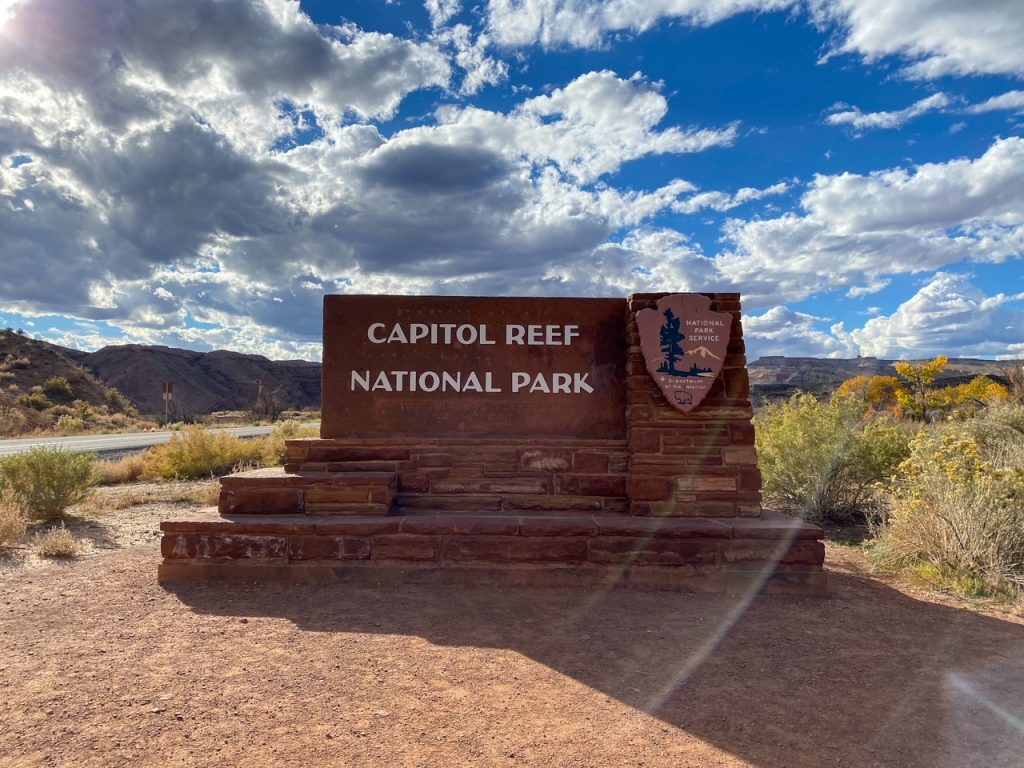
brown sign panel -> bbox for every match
[322,295,627,439]
[636,294,732,412]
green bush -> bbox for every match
[871,409,1024,597]
[16,392,51,410]
[141,426,265,480]
[105,388,137,416]
[0,447,97,521]
[41,376,74,401]
[755,393,910,523]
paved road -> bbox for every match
[0,426,275,458]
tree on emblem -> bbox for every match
[657,308,686,374]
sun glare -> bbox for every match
[0,0,21,28]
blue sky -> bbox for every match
[0,0,1022,361]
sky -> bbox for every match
[0,0,1022,363]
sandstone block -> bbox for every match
[161,533,286,560]
[588,538,719,567]
[442,536,588,564]
[518,449,572,472]
[218,489,303,515]
[287,535,370,561]
[572,452,610,473]
[372,534,439,561]
[555,474,626,497]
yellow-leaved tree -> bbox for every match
[893,355,948,421]
[834,374,907,413]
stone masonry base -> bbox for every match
[158,506,826,596]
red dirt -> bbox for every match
[1,499,1023,767]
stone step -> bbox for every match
[159,509,826,594]
[283,460,402,473]
[218,467,397,516]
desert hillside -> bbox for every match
[748,355,1016,402]
[2,326,1019,431]
[72,345,321,417]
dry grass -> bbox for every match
[35,525,84,558]
[0,488,28,547]
[89,479,220,512]
[96,454,146,485]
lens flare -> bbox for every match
[0,0,22,28]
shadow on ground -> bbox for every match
[165,562,1024,768]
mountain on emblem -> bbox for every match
[636,294,732,413]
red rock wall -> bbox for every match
[625,293,761,517]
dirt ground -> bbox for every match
[1,487,1023,768]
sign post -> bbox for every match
[162,382,174,424]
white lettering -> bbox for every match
[351,370,371,390]
[409,323,429,343]
[528,373,550,393]
[512,371,530,391]
[574,373,593,394]
[420,371,440,392]
[372,371,392,391]
[367,323,386,343]
[506,325,525,345]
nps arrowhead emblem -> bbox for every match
[636,294,732,412]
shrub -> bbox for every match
[17,392,51,410]
[871,410,1024,597]
[141,426,264,480]
[0,406,27,437]
[96,453,146,485]
[105,388,137,415]
[0,489,28,547]
[42,376,74,401]
[55,414,86,435]
[35,525,84,558]
[755,393,910,523]
[259,419,319,466]
[0,447,98,521]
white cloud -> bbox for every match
[718,136,1024,305]
[743,274,1024,359]
[743,306,859,358]
[817,0,1024,79]
[849,273,1024,358]
[426,0,462,29]
[434,24,509,95]
[846,278,890,298]
[825,92,950,132]
[0,0,734,359]
[482,1,1024,81]
[967,90,1024,115]
[672,181,790,213]
[436,71,737,183]
[485,0,796,49]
